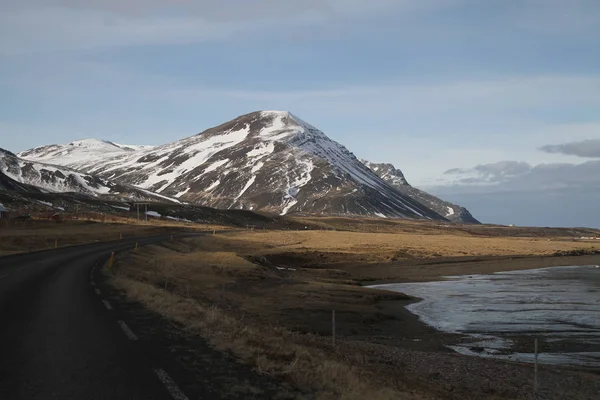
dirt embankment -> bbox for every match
[105,231,600,399]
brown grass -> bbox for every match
[107,237,429,399]
[0,219,229,256]
[105,229,600,399]
[220,230,598,261]
[111,276,425,400]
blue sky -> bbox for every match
[1,0,599,226]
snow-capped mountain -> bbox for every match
[360,160,479,223]
[1,148,176,203]
[20,111,454,219]
[19,139,154,166]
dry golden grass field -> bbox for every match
[105,227,600,400]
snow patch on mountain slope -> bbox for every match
[19,139,153,166]
[206,180,220,191]
[235,176,256,201]
[281,158,314,215]
[204,159,230,174]
[247,142,275,158]
[175,188,191,198]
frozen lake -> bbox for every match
[372,265,600,367]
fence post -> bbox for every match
[332,310,336,347]
[534,338,539,395]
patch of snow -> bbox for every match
[146,211,161,217]
[206,180,220,191]
[38,201,53,207]
[374,212,387,218]
[175,188,191,198]
[446,206,455,216]
[111,205,131,211]
[251,161,265,174]
[247,142,275,158]
[203,159,229,174]
[235,176,256,201]
[55,206,65,211]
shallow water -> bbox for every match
[371,265,600,367]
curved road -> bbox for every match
[0,235,197,399]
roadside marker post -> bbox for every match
[108,252,115,269]
[534,338,539,395]
[135,242,138,251]
[332,310,336,348]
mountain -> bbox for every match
[19,139,154,165]
[360,160,479,223]
[0,148,177,203]
[18,111,463,221]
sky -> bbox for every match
[1,0,599,227]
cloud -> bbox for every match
[0,0,449,54]
[444,161,532,183]
[540,139,600,158]
[428,159,600,227]
[437,160,600,192]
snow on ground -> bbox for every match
[136,188,181,203]
[175,188,191,198]
[111,205,131,211]
[251,161,265,174]
[146,211,161,217]
[281,158,314,215]
[206,180,220,191]
[446,206,455,216]
[235,176,256,201]
[247,142,275,158]
[203,159,230,174]
[374,212,388,218]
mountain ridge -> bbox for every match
[17,111,478,222]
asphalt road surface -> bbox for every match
[0,235,198,399]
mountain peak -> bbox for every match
[16,111,477,222]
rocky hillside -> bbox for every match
[19,111,454,220]
[1,148,177,203]
[360,160,479,223]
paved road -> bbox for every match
[0,235,197,399]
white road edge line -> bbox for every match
[153,368,189,400]
[102,300,113,310]
[94,288,101,295]
[117,320,138,341]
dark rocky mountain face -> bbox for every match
[360,160,479,223]
[18,111,476,222]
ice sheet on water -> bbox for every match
[371,265,600,367]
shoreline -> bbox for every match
[350,252,600,285]
[363,255,600,371]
